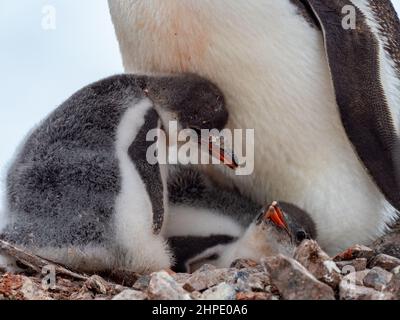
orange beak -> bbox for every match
[264,201,289,231]
[201,135,239,170]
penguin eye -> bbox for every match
[296,230,308,243]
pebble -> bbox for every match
[363,267,393,291]
[200,283,236,300]
[369,254,400,271]
[112,289,147,301]
[294,240,342,289]
[132,275,151,291]
[336,258,368,272]
[263,254,335,300]
[334,245,374,262]
[338,269,395,300]
[385,272,400,299]
[236,292,274,300]
[340,282,392,300]
[230,259,259,269]
[3,230,400,301]
[183,265,231,292]
[20,277,54,300]
[84,275,109,295]
[148,271,191,300]
[371,227,400,259]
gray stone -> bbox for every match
[69,290,95,300]
[235,271,269,292]
[20,277,53,301]
[195,264,217,272]
[294,240,342,289]
[371,225,400,259]
[148,271,191,300]
[392,266,400,275]
[342,270,370,286]
[84,275,109,295]
[0,274,54,300]
[385,272,400,299]
[262,254,335,300]
[172,273,192,284]
[363,267,393,291]
[132,275,151,291]
[200,283,236,300]
[112,289,147,300]
[369,254,400,271]
[114,284,128,293]
[340,282,392,300]
[230,259,259,269]
[236,292,274,300]
[334,245,374,262]
[336,258,368,272]
[190,291,202,300]
[183,265,231,292]
[339,270,394,300]
[94,295,112,301]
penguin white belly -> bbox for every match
[114,99,172,272]
[165,205,244,239]
[110,0,398,254]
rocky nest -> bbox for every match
[1,227,400,300]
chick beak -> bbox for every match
[199,134,239,170]
[264,201,290,233]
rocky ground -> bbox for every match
[1,227,400,300]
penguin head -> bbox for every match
[278,202,317,244]
[242,201,317,258]
[256,201,317,245]
[144,74,238,169]
[145,73,228,131]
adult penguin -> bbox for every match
[108,0,400,254]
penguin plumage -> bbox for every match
[1,74,230,274]
[109,0,400,254]
[166,167,317,273]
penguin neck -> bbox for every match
[136,76,179,135]
[150,104,179,139]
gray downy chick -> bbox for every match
[0,73,234,274]
[166,167,317,273]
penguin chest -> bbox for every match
[116,0,350,200]
[112,0,398,251]
[114,99,167,240]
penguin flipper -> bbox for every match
[306,0,400,210]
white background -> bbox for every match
[0,0,399,196]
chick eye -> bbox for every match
[296,230,308,243]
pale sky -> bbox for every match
[0,0,123,177]
[0,0,400,198]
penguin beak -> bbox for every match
[199,135,239,170]
[261,201,289,232]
